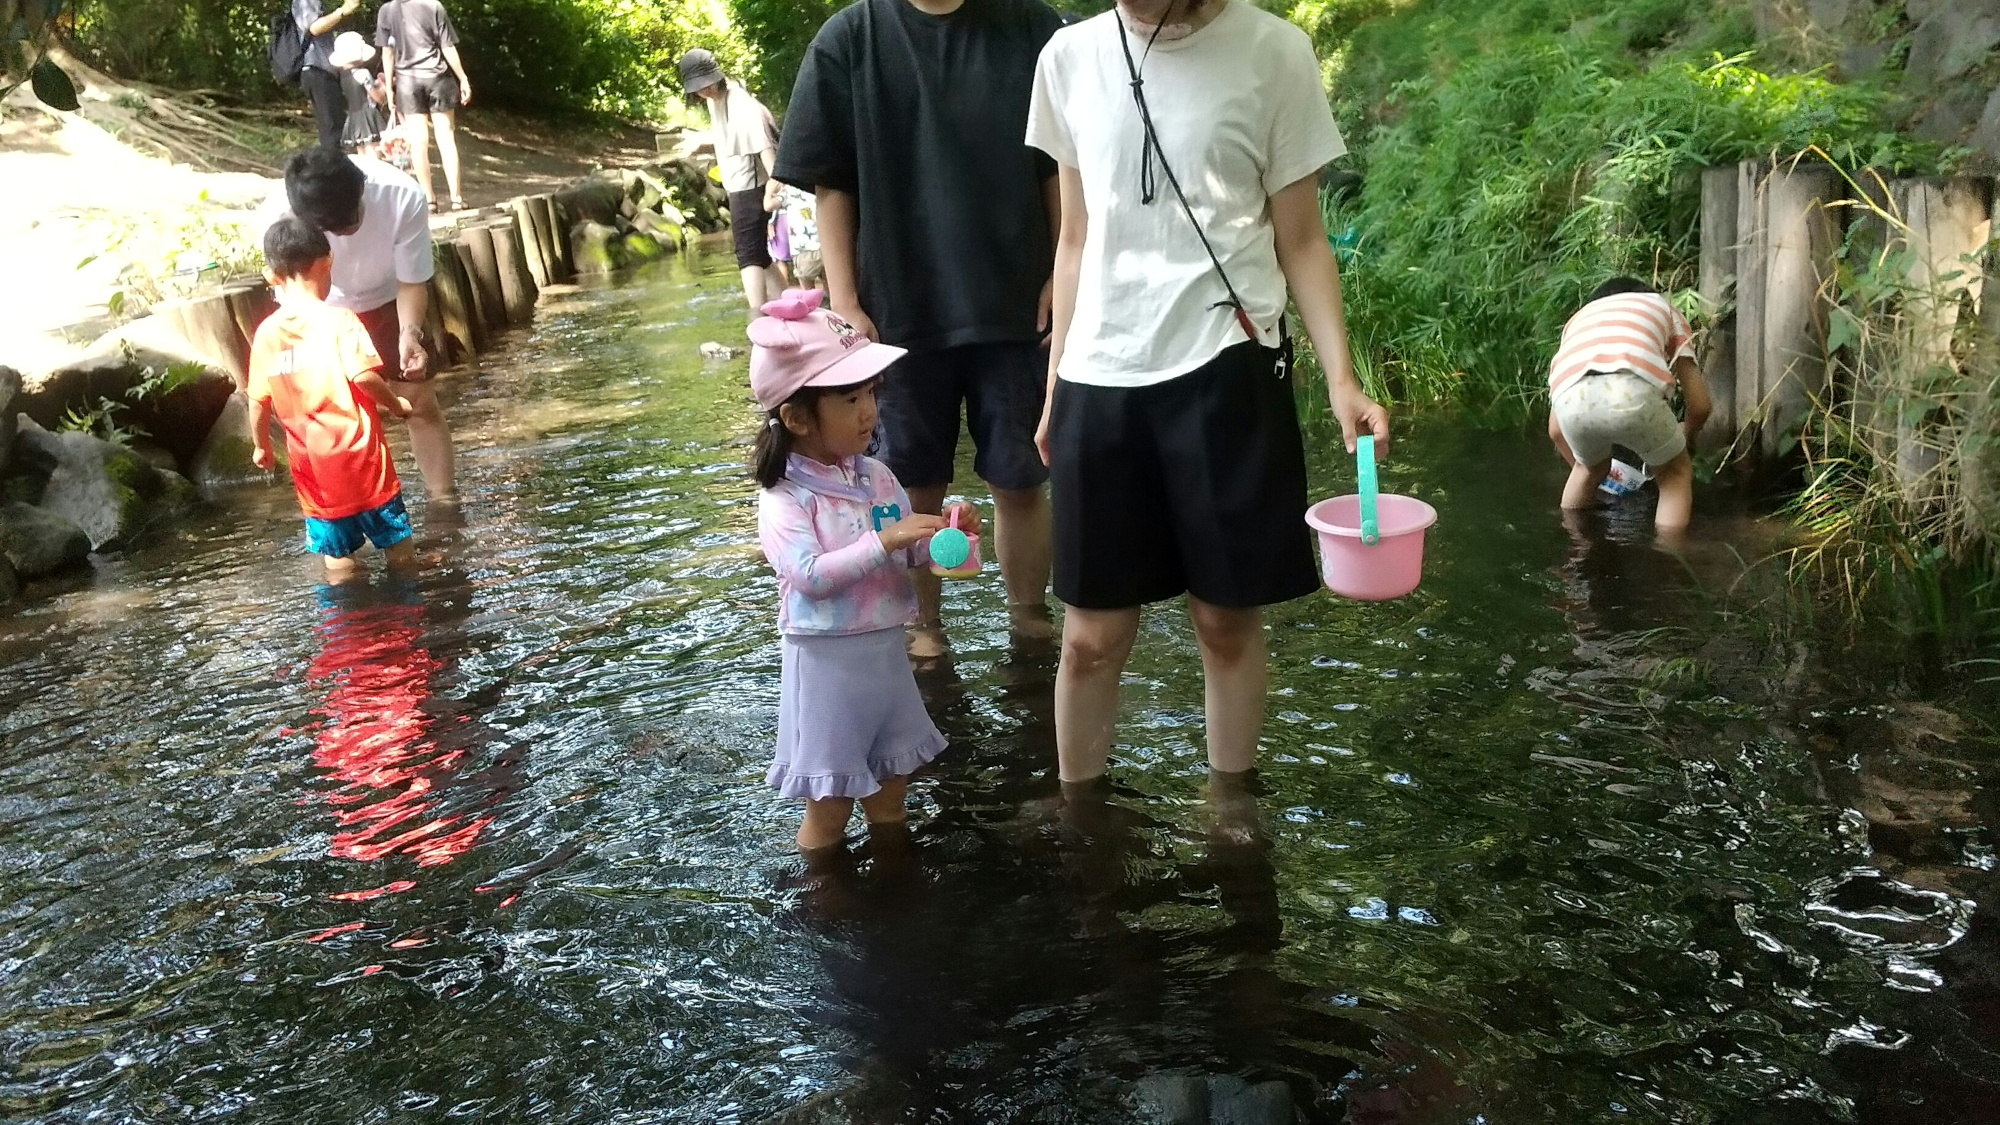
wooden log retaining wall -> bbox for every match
[1698,161,1995,466]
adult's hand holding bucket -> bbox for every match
[1305,435,1437,601]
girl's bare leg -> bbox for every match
[799,797,855,850]
[859,775,909,826]
[408,113,435,208]
[430,110,463,206]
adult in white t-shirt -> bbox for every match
[1026,0,1390,784]
[257,148,456,498]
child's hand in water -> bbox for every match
[391,396,415,419]
[879,514,948,554]
[945,503,981,537]
[252,446,275,471]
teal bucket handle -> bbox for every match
[1356,435,1380,546]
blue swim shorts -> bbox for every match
[304,494,414,559]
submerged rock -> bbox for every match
[0,554,17,607]
[1131,1075,1209,1124]
[0,501,91,578]
[1206,1076,1290,1125]
[572,221,628,276]
[622,231,666,264]
[18,418,196,551]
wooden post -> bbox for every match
[459,224,507,330]
[153,290,253,387]
[453,235,500,335]
[489,216,538,324]
[547,195,575,280]
[1733,160,1769,448]
[1698,166,1739,452]
[526,194,563,283]
[1735,160,1842,459]
[430,240,482,361]
[1888,177,1991,494]
[224,283,275,354]
[509,197,550,288]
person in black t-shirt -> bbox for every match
[776,0,1063,659]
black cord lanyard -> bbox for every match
[1115,5,1260,344]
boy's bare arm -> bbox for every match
[1675,356,1712,441]
[249,397,277,470]
[353,367,414,417]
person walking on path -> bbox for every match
[256,148,458,500]
[1027,0,1390,786]
[294,0,364,150]
[776,0,1065,658]
[680,50,786,313]
[377,0,473,213]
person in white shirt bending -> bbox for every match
[1027,0,1390,788]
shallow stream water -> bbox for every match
[2,253,1996,1124]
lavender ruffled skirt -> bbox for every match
[769,627,948,801]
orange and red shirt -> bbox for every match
[247,298,401,521]
[1548,292,1695,397]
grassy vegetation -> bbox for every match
[1305,0,1943,409]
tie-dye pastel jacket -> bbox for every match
[758,453,928,636]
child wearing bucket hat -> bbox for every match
[750,289,980,850]
[328,32,387,158]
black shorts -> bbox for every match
[396,71,461,116]
[874,342,1050,493]
[729,190,773,270]
[1049,340,1320,610]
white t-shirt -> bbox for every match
[708,82,778,195]
[1026,0,1345,387]
[254,156,435,312]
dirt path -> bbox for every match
[0,56,667,378]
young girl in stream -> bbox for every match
[752,290,979,850]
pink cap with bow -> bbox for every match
[748,289,907,410]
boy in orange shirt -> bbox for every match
[250,214,420,578]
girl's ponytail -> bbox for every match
[752,411,792,489]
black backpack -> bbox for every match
[269,7,307,85]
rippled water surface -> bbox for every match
[3,254,1996,1124]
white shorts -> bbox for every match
[1551,369,1686,469]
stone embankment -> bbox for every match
[1,156,727,610]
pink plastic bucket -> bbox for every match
[1306,495,1437,600]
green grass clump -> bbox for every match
[1325,37,1939,410]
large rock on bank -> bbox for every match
[190,391,283,487]
[0,366,19,473]
[19,317,237,471]
[15,418,196,551]
[0,501,92,578]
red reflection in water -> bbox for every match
[307,596,492,873]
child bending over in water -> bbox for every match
[249,214,419,580]
[751,289,976,850]
[1548,278,1714,530]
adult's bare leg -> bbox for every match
[430,109,463,207]
[407,112,435,208]
[991,484,1052,637]
[1187,597,1267,775]
[905,482,949,658]
[392,379,457,499]
[1055,605,1142,783]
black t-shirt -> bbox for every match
[775,0,1064,352]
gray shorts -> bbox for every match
[1552,368,1686,468]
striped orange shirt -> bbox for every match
[1548,292,1694,396]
